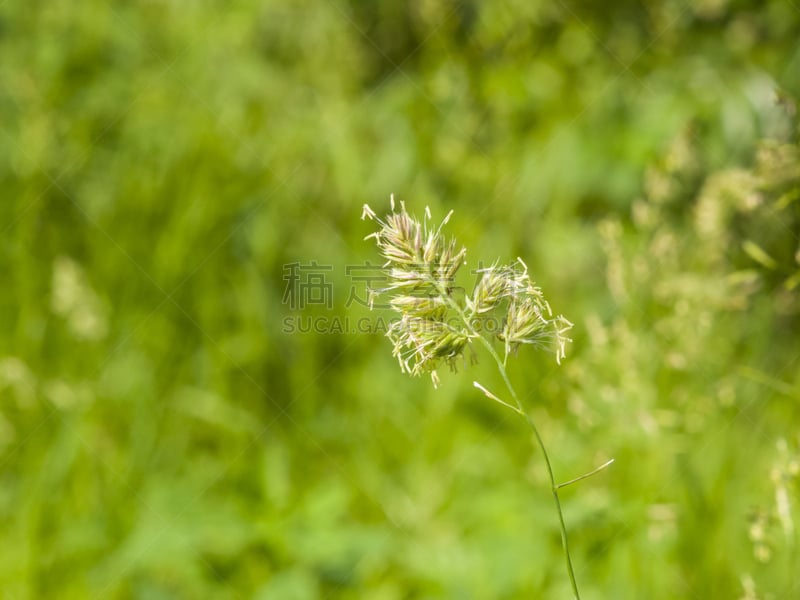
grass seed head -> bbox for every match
[363,198,572,384]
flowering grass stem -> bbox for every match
[362,199,593,598]
[445,285,582,600]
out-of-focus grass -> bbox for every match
[1,1,799,598]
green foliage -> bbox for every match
[1,0,799,598]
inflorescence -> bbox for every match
[362,197,573,386]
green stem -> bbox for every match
[434,281,581,599]
[474,335,581,600]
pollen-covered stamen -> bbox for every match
[361,204,377,221]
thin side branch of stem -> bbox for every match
[557,458,616,489]
[473,381,523,415]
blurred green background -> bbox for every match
[2,1,800,598]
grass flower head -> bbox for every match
[362,198,573,386]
